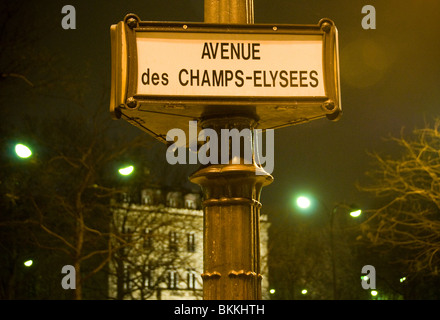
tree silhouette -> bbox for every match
[360,119,440,277]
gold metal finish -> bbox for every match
[204,0,254,24]
[191,1,272,299]
[189,119,273,299]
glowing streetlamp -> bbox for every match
[296,196,311,209]
[295,195,362,219]
[24,259,33,267]
[349,209,362,218]
[15,144,32,159]
[118,165,134,176]
[293,194,362,299]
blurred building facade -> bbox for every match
[108,187,270,300]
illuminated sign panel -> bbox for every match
[110,16,340,143]
[136,33,325,98]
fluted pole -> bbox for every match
[190,0,273,300]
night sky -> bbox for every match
[5,0,440,216]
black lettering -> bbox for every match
[279,70,288,87]
[209,43,219,59]
[269,70,278,87]
[141,68,150,85]
[201,43,210,59]
[263,71,271,87]
[141,69,167,86]
[231,43,240,60]
[201,70,211,86]
[290,71,298,87]
[190,69,199,86]
[225,70,234,86]
[300,70,308,87]
[242,43,251,60]
[221,43,228,59]
[254,70,262,87]
[212,70,224,86]
[252,43,261,60]
[179,69,188,86]
[309,70,319,88]
[161,73,169,86]
[235,70,244,87]
[202,42,261,60]
[151,73,160,85]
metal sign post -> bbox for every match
[110,0,340,300]
[189,0,271,300]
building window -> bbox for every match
[121,192,130,203]
[187,271,197,289]
[124,227,132,245]
[168,270,178,289]
[144,269,151,288]
[123,265,131,290]
[169,198,176,207]
[143,194,152,205]
[185,199,196,209]
[145,263,155,289]
[169,231,178,251]
[187,233,195,252]
[144,268,153,289]
[167,191,182,208]
[143,228,152,249]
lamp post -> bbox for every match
[189,0,273,300]
[295,195,361,299]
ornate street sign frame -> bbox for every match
[110,14,341,144]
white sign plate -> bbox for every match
[136,33,325,98]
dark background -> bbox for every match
[8,0,439,213]
[2,0,440,300]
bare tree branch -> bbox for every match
[359,118,440,274]
[1,72,34,87]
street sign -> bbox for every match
[110,14,341,143]
[136,33,325,98]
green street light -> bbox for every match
[296,196,311,209]
[349,209,362,218]
[24,259,33,267]
[118,165,134,176]
[293,194,362,300]
[15,144,32,159]
[301,289,308,295]
[371,290,378,297]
